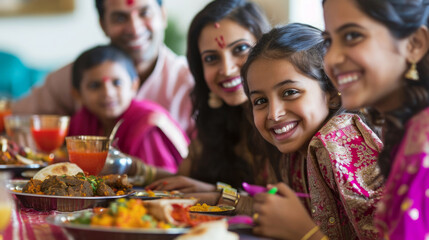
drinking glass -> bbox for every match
[4,115,37,150]
[0,99,11,134]
[30,115,70,153]
[66,136,110,176]
[0,172,13,240]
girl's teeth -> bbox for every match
[274,123,295,134]
[338,74,359,85]
[222,78,242,88]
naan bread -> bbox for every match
[175,220,238,240]
[33,162,83,181]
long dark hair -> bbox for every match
[186,0,271,187]
[241,23,343,174]
[347,0,429,178]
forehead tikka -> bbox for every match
[126,0,134,6]
[214,35,226,49]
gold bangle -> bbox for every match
[301,225,320,240]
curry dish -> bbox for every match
[22,173,132,197]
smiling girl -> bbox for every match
[242,23,383,239]
[323,0,429,238]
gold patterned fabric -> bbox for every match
[281,114,384,240]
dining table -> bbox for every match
[3,194,270,240]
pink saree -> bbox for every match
[281,114,384,239]
[68,100,190,173]
[375,107,429,239]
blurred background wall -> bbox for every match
[0,0,323,99]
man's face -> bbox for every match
[100,0,167,64]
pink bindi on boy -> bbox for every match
[214,22,220,29]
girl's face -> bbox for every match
[198,18,256,106]
[76,61,137,121]
[323,0,409,112]
[247,58,331,154]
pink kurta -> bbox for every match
[68,100,190,173]
[281,114,384,239]
[11,45,195,137]
[375,107,429,239]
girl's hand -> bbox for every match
[253,183,317,239]
[145,176,216,193]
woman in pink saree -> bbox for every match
[323,0,429,238]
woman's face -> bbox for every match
[247,58,331,154]
[198,18,256,106]
[76,61,137,121]
[323,0,409,112]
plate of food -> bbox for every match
[189,203,235,215]
[8,163,135,211]
[132,190,184,200]
[46,198,223,240]
[0,137,51,177]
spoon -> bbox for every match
[242,182,311,198]
[108,119,124,146]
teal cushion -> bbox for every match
[0,51,48,99]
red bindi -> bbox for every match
[126,0,134,6]
[102,77,110,82]
[215,36,226,48]
[214,22,220,28]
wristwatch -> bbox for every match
[217,187,240,207]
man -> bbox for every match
[12,0,194,136]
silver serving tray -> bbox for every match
[46,211,189,240]
[8,179,134,212]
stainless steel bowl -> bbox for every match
[99,147,132,175]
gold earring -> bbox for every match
[337,92,341,96]
[405,61,419,81]
[208,92,223,109]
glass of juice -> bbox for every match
[0,172,13,239]
[66,136,110,176]
[0,98,11,134]
[30,115,70,153]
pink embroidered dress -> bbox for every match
[68,100,190,173]
[375,107,429,239]
[280,114,384,239]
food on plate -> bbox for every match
[33,162,83,181]
[175,220,238,240]
[21,163,133,197]
[73,198,174,229]
[71,198,224,229]
[145,199,197,225]
[189,203,224,212]
[0,137,52,165]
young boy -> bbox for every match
[69,45,189,174]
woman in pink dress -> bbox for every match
[323,0,429,238]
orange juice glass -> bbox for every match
[66,136,110,176]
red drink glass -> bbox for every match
[0,99,11,133]
[30,115,70,153]
[66,136,110,176]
